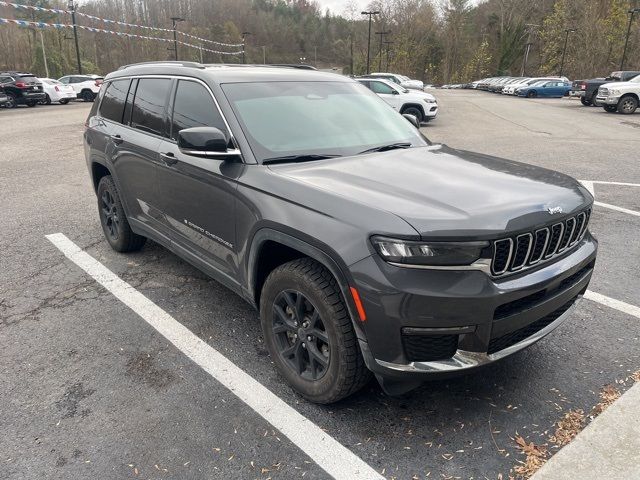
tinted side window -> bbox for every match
[170,80,226,140]
[370,81,395,95]
[131,78,172,137]
[99,79,130,123]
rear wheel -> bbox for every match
[617,95,638,115]
[260,258,371,404]
[26,100,37,107]
[97,175,146,252]
[59,99,69,105]
[5,93,17,108]
[40,94,51,105]
[580,97,592,106]
[81,90,95,102]
[402,106,424,123]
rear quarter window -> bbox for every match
[98,79,131,123]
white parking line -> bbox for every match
[45,233,384,480]
[589,181,640,187]
[594,201,640,218]
[585,290,640,319]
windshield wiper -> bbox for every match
[357,142,412,155]
[263,154,341,165]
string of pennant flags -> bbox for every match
[0,1,244,48]
[0,17,243,55]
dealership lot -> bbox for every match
[1,94,639,479]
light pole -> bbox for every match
[621,8,640,70]
[383,40,394,71]
[375,30,390,71]
[170,17,185,61]
[241,32,251,64]
[67,0,82,74]
[559,28,576,77]
[521,23,540,76]
[361,10,380,74]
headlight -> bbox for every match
[371,236,489,266]
[609,89,620,95]
[423,98,437,104]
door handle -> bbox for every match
[160,152,178,166]
[110,134,124,145]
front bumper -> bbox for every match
[424,104,438,118]
[596,95,620,105]
[351,234,597,382]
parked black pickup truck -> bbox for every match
[571,71,640,106]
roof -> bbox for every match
[107,61,348,84]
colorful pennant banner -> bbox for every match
[0,1,243,47]
[0,17,242,55]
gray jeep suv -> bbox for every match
[84,62,597,403]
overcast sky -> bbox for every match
[314,0,371,16]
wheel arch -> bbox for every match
[91,161,111,192]
[620,92,639,102]
[246,228,366,340]
[400,103,425,118]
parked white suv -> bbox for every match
[356,78,438,123]
[596,74,640,114]
[58,74,103,102]
[367,72,425,91]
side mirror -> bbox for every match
[392,90,400,95]
[403,113,420,129]
[178,127,238,157]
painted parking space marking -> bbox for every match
[593,201,640,218]
[45,233,384,480]
[585,290,640,320]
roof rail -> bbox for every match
[117,61,205,70]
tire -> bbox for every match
[604,105,617,113]
[5,93,17,108]
[81,90,95,102]
[260,258,371,404]
[97,175,146,252]
[59,99,69,105]
[526,90,537,98]
[402,106,423,123]
[580,97,592,106]
[617,95,638,115]
[26,100,37,107]
[589,92,598,107]
[40,94,51,105]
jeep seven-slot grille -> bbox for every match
[490,209,590,276]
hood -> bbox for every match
[404,90,436,101]
[268,145,592,239]
[601,81,638,89]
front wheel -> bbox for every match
[5,93,17,108]
[59,99,69,105]
[260,259,371,404]
[604,105,617,113]
[617,95,638,115]
[97,175,146,252]
[580,97,592,106]
[26,101,37,107]
[527,90,537,98]
[402,106,424,123]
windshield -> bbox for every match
[222,81,426,163]
[18,75,38,83]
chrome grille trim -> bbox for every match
[528,228,550,265]
[491,238,513,275]
[490,208,591,277]
[510,233,533,270]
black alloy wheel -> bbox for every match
[96,175,146,252]
[5,93,17,108]
[272,290,330,381]
[100,189,120,241]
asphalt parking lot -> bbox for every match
[1,93,639,480]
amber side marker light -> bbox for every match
[349,287,367,322]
